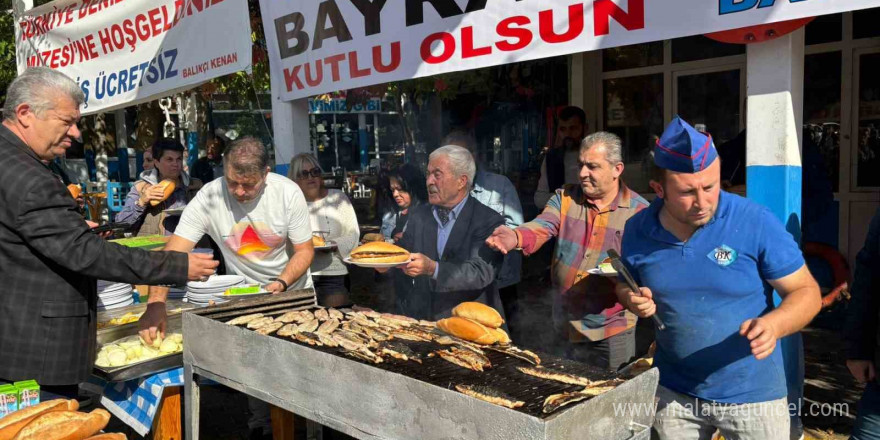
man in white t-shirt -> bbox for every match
[138,137,314,439]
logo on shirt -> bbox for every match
[224,222,283,261]
[708,245,738,267]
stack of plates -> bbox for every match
[97,281,134,310]
[185,275,245,306]
[168,287,187,300]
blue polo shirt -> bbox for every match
[621,192,804,403]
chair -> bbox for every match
[106,182,131,215]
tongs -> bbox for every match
[607,249,666,331]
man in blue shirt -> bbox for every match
[617,117,822,439]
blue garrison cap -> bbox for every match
[654,116,718,173]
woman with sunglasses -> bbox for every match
[382,163,428,242]
[288,154,360,308]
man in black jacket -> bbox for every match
[0,67,218,399]
[846,207,880,439]
[379,145,505,321]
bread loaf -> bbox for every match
[490,327,511,345]
[149,180,176,206]
[437,317,498,345]
[312,236,326,247]
[84,434,126,440]
[13,409,109,440]
[349,241,410,264]
[67,184,82,200]
[0,400,78,440]
[451,302,504,329]
[362,233,385,243]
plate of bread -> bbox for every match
[311,235,337,251]
[343,241,411,268]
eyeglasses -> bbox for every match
[297,168,322,179]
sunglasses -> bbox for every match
[297,168,322,179]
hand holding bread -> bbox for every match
[138,179,176,207]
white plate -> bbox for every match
[343,256,411,268]
[187,275,245,289]
[587,268,619,277]
[98,298,134,310]
[99,284,132,294]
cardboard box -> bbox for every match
[13,380,39,409]
[0,384,19,418]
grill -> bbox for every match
[183,290,658,439]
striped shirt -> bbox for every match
[516,183,649,340]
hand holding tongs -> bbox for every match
[607,250,666,331]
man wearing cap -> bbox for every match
[617,117,822,439]
[487,132,649,370]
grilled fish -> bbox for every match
[345,347,383,364]
[255,322,284,335]
[314,332,339,347]
[295,331,323,346]
[351,306,381,319]
[380,313,416,327]
[317,318,340,334]
[543,391,591,414]
[298,318,320,333]
[380,341,422,363]
[247,317,275,329]
[451,347,491,370]
[331,332,365,351]
[517,366,591,386]
[275,311,303,324]
[433,349,485,372]
[227,313,264,326]
[373,317,403,330]
[362,326,391,342]
[391,328,434,342]
[314,308,330,321]
[455,385,524,409]
[419,320,436,328]
[300,310,315,321]
[277,324,299,337]
[435,336,485,355]
[352,315,380,328]
[485,346,541,365]
[582,379,624,396]
[328,308,344,320]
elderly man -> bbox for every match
[0,67,217,400]
[139,137,314,439]
[442,131,524,336]
[379,145,505,321]
[617,117,821,439]
[487,132,649,370]
[534,106,587,208]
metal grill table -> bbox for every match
[183,293,658,440]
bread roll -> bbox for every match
[451,302,504,329]
[490,327,511,345]
[437,317,498,345]
[13,409,109,440]
[312,236,326,247]
[67,184,82,200]
[349,241,410,264]
[84,435,126,440]
[362,233,384,243]
[149,180,176,206]
[0,400,78,440]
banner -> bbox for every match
[16,0,252,114]
[260,0,880,102]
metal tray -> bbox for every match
[92,313,184,382]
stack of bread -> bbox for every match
[0,399,125,440]
[437,302,510,346]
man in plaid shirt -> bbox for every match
[487,132,649,370]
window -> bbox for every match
[602,42,663,72]
[803,52,842,191]
[672,35,745,63]
[805,14,842,45]
[853,7,880,40]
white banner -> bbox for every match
[16,0,252,115]
[260,0,880,102]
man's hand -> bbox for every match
[402,253,436,278]
[847,360,877,383]
[485,226,517,255]
[187,252,219,281]
[264,281,286,294]
[620,286,656,318]
[739,317,779,360]
[392,232,403,242]
[138,302,167,346]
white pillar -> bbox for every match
[270,72,311,175]
[745,27,805,440]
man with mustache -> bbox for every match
[534,106,587,208]
[377,145,506,322]
[486,132,649,370]
[617,117,821,439]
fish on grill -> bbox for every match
[247,316,275,329]
[317,318,340,334]
[227,313,264,326]
[516,366,591,386]
[373,317,403,330]
[332,332,365,351]
[277,324,299,337]
[485,346,541,366]
[345,347,383,364]
[542,391,591,414]
[328,308,344,320]
[435,336,485,355]
[419,320,436,328]
[432,349,487,372]
[582,379,624,396]
[391,327,434,342]
[314,308,330,321]
[256,321,284,335]
[314,332,339,347]
[362,326,391,342]
[380,313,416,327]
[275,311,303,324]
[455,385,524,409]
[299,310,315,321]
[351,306,381,319]
[380,341,421,363]
[295,331,323,346]
[297,318,320,333]
[450,347,490,370]
[352,315,380,328]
